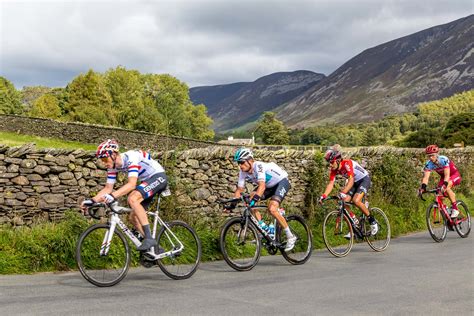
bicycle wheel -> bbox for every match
[322,210,353,257]
[454,201,471,238]
[76,223,130,287]
[220,217,261,271]
[278,215,312,264]
[156,221,202,280]
[426,203,447,242]
[365,207,391,252]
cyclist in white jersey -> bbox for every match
[80,139,168,251]
[231,148,297,252]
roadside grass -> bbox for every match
[0,131,96,150]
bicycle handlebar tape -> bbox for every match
[249,194,261,207]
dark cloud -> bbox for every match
[0,0,471,88]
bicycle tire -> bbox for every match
[220,217,261,271]
[426,203,447,242]
[365,207,391,252]
[454,200,471,238]
[322,210,353,257]
[278,215,312,264]
[76,223,130,287]
[156,220,202,280]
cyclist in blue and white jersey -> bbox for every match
[80,139,168,251]
[231,148,297,252]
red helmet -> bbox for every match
[324,149,342,162]
[96,139,119,158]
[425,144,439,155]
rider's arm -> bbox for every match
[341,176,354,194]
[421,170,431,186]
[254,181,266,197]
[322,179,335,197]
[234,186,245,198]
[443,167,450,185]
[110,176,138,199]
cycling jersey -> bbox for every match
[329,159,369,183]
[238,161,288,189]
[424,155,459,177]
[106,150,165,184]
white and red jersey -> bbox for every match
[329,159,369,182]
[106,150,165,184]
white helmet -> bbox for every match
[233,147,253,162]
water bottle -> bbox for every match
[349,212,359,226]
[268,223,275,238]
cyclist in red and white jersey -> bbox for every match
[418,144,462,218]
[319,147,378,236]
[80,139,168,251]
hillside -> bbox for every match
[277,15,474,127]
[190,70,325,131]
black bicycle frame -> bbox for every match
[338,200,367,239]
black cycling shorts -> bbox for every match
[255,178,291,203]
[136,172,168,209]
[348,176,371,197]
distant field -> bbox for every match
[0,131,96,151]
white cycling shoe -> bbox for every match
[450,209,459,218]
[343,233,352,240]
[284,235,297,252]
[370,223,379,236]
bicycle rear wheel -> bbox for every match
[76,223,130,287]
[365,207,391,252]
[220,217,261,271]
[156,221,202,280]
[454,201,471,238]
[426,203,447,242]
[322,210,353,257]
[278,215,312,264]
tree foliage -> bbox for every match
[29,94,62,119]
[256,112,289,144]
[0,77,23,115]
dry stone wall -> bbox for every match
[0,143,472,226]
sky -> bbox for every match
[0,0,472,89]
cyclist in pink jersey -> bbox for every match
[80,139,168,251]
[418,144,462,218]
[319,147,378,236]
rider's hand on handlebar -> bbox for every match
[318,194,327,205]
[103,193,115,204]
[80,198,94,215]
[224,201,238,210]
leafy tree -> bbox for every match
[0,77,23,114]
[21,86,52,112]
[29,94,61,119]
[256,112,289,145]
[186,104,214,140]
[442,112,474,146]
[63,70,114,125]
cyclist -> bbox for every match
[80,139,168,251]
[231,148,297,252]
[418,144,461,218]
[319,147,379,236]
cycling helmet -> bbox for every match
[425,144,439,155]
[233,147,253,162]
[96,139,119,158]
[324,148,342,162]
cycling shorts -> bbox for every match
[255,178,291,203]
[136,172,168,209]
[348,176,371,197]
[437,172,461,187]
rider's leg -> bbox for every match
[129,212,143,236]
[128,190,155,243]
[445,180,457,208]
[353,193,370,216]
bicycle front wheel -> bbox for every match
[279,215,312,265]
[76,223,130,287]
[365,207,391,252]
[426,203,447,242]
[322,210,353,257]
[220,217,261,271]
[156,221,202,280]
[454,201,471,238]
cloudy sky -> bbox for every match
[0,0,472,89]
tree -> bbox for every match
[442,112,474,146]
[29,94,61,119]
[63,70,114,125]
[0,77,23,114]
[256,112,289,145]
[186,104,214,140]
[21,86,52,112]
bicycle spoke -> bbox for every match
[454,201,471,238]
[279,215,312,264]
[365,207,390,252]
[323,210,353,257]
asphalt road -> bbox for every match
[0,231,472,315]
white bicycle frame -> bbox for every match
[100,189,185,260]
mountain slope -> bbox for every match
[277,15,474,127]
[190,70,325,131]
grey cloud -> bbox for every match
[0,0,471,89]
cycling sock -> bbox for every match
[284,227,294,238]
[142,224,153,239]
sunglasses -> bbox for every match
[238,161,246,165]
